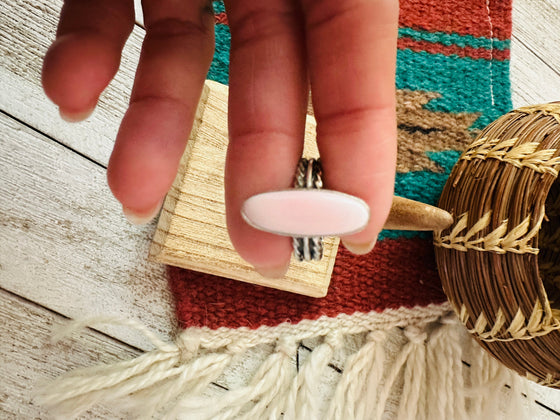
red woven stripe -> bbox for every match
[169,238,447,330]
[399,0,511,39]
[215,12,228,25]
[398,38,510,60]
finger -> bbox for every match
[302,0,399,254]
[224,0,308,276]
[42,0,135,121]
[107,0,214,218]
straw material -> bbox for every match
[435,103,560,388]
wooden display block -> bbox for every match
[149,80,339,297]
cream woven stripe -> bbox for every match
[435,210,543,254]
[178,303,451,352]
[459,302,560,342]
[460,137,560,176]
[56,303,452,354]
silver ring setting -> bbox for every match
[293,158,324,261]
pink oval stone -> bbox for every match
[241,190,370,237]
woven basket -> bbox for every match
[434,103,560,388]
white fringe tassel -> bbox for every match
[36,307,533,419]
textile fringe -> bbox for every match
[36,305,533,419]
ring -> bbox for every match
[293,158,324,261]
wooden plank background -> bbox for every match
[1,0,559,418]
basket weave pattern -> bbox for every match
[435,104,560,387]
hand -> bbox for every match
[42,0,398,277]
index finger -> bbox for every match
[302,0,399,254]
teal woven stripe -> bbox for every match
[213,1,225,13]
[396,49,511,128]
[398,28,510,50]
[208,25,230,85]
[394,150,460,206]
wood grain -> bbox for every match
[0,288,228,419]
[0,111,175,351]
[510,41,560,107]
[0,288,140,419]
[150,80,340,297]
[512,0,560,81]
[0,0,141,166]
[510,0,560,107]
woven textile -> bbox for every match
[171,0,512,331]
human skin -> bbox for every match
[42,0,398,277]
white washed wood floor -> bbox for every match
[1,0,560,418]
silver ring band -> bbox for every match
[293,158,324,261]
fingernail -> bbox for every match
[342,239,377,255]
[254,263,290,279]
[59,106,95,122]
[122,200,163,225]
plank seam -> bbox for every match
[512,35,560,78]
[0,110,106,169]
